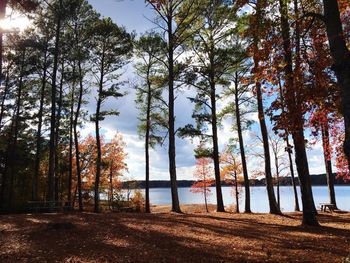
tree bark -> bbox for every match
[279,0,318,225]
[234,171,239,213]
[275,156,280,210]
[234,75,251,213]
[145,72,152,213]
[321,122,337,208]
[109,161,113,209]
[0,0,7,86]
[256,82,281,214]
[253,0,280,215]
[54,60,65,204]
[167,9,181,213]
[278,76,300,212]
[48,0,62,208]
[74,61,84,211]
[68,64,76,206]
[322,0,350,170]
[7,48,26,210]
[210,83,225,212]
[0,64,10,130]
[286,140,300,212]
[33,44,48,202]
[94,50,105,214]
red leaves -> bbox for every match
[71,134,127,193]
[338,0,350,14]
[191,158,214,195]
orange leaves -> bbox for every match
[191,158,214,195]
[220,147,242,183]
[73,134,127,192]
[338,0,350,13]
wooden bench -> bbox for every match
[320,203,336,213]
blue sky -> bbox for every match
[89,0,154,33]
[85,0,326,181]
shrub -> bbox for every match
[130,190,145,212]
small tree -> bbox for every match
[221,145,243,213]
[103,134,128,209]
[191,157,214,213]
[269,132,290,210]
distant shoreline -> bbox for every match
[123,173,349,189]
[125,185,350,189]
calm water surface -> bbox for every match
[141,186,350,213]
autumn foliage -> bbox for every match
[71,134,128,205]
[191,158,214,212]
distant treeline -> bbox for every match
[123,174,349,189]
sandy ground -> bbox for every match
[0,205,350,262]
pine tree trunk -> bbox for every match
[210,83,225,212]
[275,160,280,210]
[54,60,65,204]
[234,77,251,213]
[0,69,13,210]
[68,65,76,206]
[7,48,26,210]
[321,123,337,208]
[0,0,6,85]
[204,189,208,213]
[0,120,14,211]
[279,0,318,225]
[74,61,84,211]
[286,140,300,211]
[167,12,181,213]
[48,0,62,209]
[145,76,152,213]
[234,171,239,213]
[279,78,300,212]
[0,67,12,209]
[0,68,9,206]
[0,65,10,130]
[109,162,113,209]
[94,52,105,214]
[254,0,280,215]
[33,45,48,202]
[322,0,350,170]
[94,99,102,213]
[256,82,281,214]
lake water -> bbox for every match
[139,186,350,212]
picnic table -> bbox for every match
[320,203,336,213]
[28,201,72,213]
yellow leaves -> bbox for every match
[220,148,242,180]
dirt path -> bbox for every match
[0,207,349,262]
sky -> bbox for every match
[65,1,326,181]
[0,0,327,181]
[83,0,201,181]
[84,0,328,181]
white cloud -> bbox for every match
[79,0,329,182]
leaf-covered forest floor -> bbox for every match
[0,205,349,263]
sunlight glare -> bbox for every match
[0,9,31,32]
